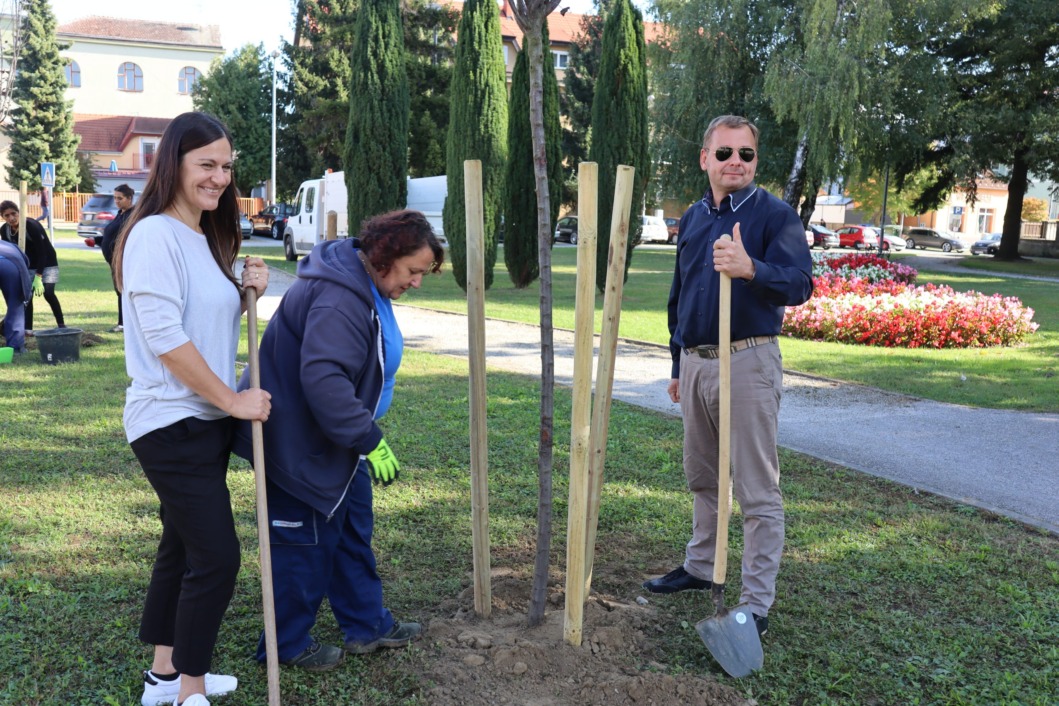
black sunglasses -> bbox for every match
[712,147,756,163]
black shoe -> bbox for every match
[753,613,768,636]
[282,642,344,672]
[641,566,711,594]
[345,622,422,654]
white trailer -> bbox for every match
[283,172,447,260]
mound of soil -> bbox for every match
[417,571,754,706]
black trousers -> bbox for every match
[131,416,240,677]
[25,282,64,329]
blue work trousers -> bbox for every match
[0,256,26,350]
[258,461,394,661]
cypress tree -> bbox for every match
[6,0,80,192]
[503,21,562,289]
[443,0,507,291]
[589,0,649,293]
[345,0,410,230]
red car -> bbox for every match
[835,225,880,249]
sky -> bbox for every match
[47,0,630,57]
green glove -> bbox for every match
[32,275,43,297]
[366,438,400,486]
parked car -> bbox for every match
[77,193,126,243]
[874,231,907,252]
[639,215,670,244]
[240,213,253,239]
[970,232,1002,255]
[808,224,839,249]
[554,215,579,244]
[250,202,297,240]
[664,217,680,244]
[904,227,966,253]
[835,225,880,249]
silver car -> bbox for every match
[639,215,670,244]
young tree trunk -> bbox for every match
[511,0,561,629]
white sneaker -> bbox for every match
[178,696,210,706]
[141,671,236,706]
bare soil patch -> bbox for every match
[417,570,754,706]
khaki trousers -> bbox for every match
[679,343,784,616]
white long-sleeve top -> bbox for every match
[121,214,241,443]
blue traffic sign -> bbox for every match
[40,162,55,188]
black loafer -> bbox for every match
[753,613,768,636]
[642,566,712,594]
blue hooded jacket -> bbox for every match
[232,238,384,518]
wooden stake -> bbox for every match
[18,180,27,253]
[245,288,281,706]
[563,162,598,646]
[464,159,492,618]
[326,210,338,241]
[583,165,636,596]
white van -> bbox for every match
[283,172,447,261]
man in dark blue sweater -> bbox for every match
[643,116,813,638]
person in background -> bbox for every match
[0,238,32,353]
[643,115,813,639]
[113,112,272,706]
[39,189,52,231]
[0,200,65,335]
[231,209,443,672]
[101,184,135,332]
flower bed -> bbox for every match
[784,254,1038,348]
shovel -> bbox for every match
[246,288,282,705]
[695,240,764,678]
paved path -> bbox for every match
[256,266,1059,535]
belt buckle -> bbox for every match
[696,345,719,359]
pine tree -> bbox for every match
[442,0,508,291]
[404,0,459,178]
[560,2,607,205]
[278,0,357,197]
[193,44,272,195]
[590,0,649,293]
[503,21,562,289]
[6,0,80,192]
[344,0,409,230]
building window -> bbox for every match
[503,45,509,65]
[977,208,994,234]
[141,140,158,169]
[178,66,202,95]
[65,60,81,87]
[117,62,144,92]
[552,50,569,70]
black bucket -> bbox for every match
[36,327,83,365]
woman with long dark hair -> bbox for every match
[114,112,272,706]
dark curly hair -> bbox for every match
[360,209,444,276]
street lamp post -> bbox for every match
[270,49,279,205]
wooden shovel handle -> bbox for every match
[713,240,733,586]
[246,288,281,706]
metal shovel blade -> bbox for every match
[695,601,764,678]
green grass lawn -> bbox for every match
[2,245,1057,704]
[245,244,1059,412]
[2,333,1057,704]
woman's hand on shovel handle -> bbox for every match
[229,388,272,422]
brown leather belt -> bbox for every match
[684,335,778,359]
